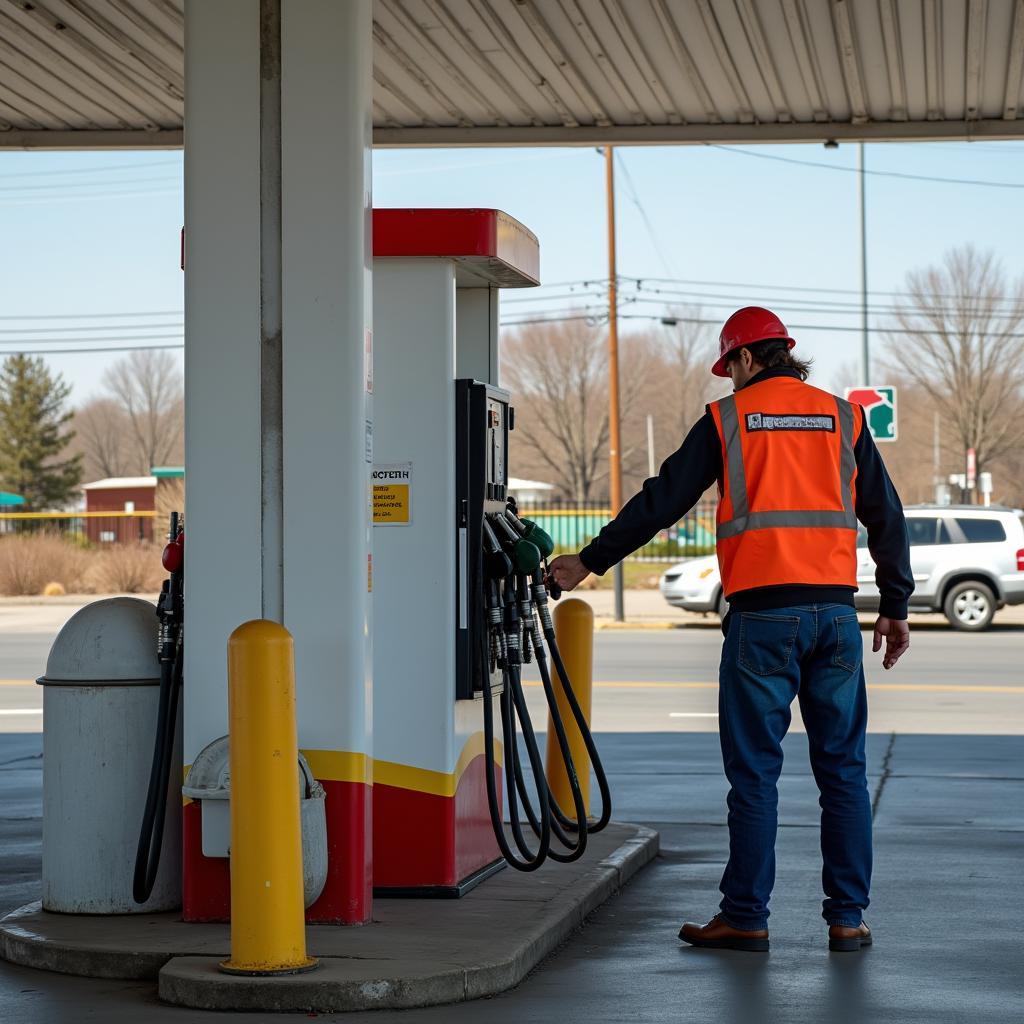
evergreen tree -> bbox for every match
[0,355,82,510]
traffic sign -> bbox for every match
[844,386,897,443]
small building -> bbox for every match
[82,477,156,543]
[507,477,554,505]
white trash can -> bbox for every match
[39,597,182,913]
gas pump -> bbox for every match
[133,513,184,903]
[372,208,611,895]
[455,382,610,870]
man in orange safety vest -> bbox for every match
[549,306,913,953]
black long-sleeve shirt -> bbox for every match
[578,367,914,619]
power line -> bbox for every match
[0,337,184,350]
[0,159,179,180]
[0,175,179,194]
[502,290,606,305]
[707,144,1024,189]
[624,283,1024,319]
[0,310,182,321]
[3,344,183,356]
[499,309,1024,339]
[614,151,677,279]
[620,275,1024,306]
[0,322,182,335]
[0,189,181,207]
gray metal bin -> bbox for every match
[39,597,182,914]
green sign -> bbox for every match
[844,386,897,443]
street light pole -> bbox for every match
[605,146,625,622]
[858,142,869,386]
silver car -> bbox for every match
[660,504,1024,631]
[856,505,1024,631]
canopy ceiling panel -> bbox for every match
[0,0,1022,148]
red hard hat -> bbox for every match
[712,306,796,377]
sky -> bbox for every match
[1,139,1023,405]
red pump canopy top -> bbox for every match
[372,209,540,289]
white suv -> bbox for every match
[659,504,1024,631]
[855,505,1024,631]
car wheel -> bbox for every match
[716,589,729,620]
[943,580,996,631]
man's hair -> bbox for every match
[728,338,813,381]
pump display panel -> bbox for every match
[454,379,510,701]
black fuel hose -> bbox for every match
[543,624,612,834]
[504,581,589,863]
[132,631,182,903]
[481,511,612,870]
[523,567,612,837]
[481,583,551,871]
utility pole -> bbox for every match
[646,414,656,479]
[858,142,869,386]
[605,146,625,622]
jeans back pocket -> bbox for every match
[832,613,863,674]
[738,612,801,676]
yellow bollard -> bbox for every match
[545,598,594,818]
[219,620,317,976]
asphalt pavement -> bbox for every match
[0,731,1021,1022]
[0,596,1021,1020]
[3,598,1023,734]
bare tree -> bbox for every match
[101,351,184,474]
[502,318,608,503]
[73,398,133,480]
[882,246,1024,492]
[659,307,720,441]
[501,317,654,503]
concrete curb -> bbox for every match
[0,823,658,1013]
[157,825,659,1012]
[594,620,685,631]
[0,902,169,980]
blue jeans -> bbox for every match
[717,604,871,930]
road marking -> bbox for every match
[0,708,42,716]
[523,681,1024,694]
[7,675,1017,695]
[669,712,719,718]
[522,681,715,689]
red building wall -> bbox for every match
[84,486,155,543]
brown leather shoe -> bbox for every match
[679,914,769,952]
[829,921,872,952]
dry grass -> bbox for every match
[0,535,91,596]
[581,561,677,590]
[155,479,185,535]
[88,542,165,594]
[0,535,165,596]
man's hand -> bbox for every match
[547,554,590,593]
[872,616,910,670]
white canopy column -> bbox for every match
[183,0,373,924]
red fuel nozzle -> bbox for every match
[161,540,183,573]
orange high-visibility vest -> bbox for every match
[708,376,863,598]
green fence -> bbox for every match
[517,498,717,561]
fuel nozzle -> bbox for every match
[501,578,522,668]
[517,574,536,663]
[486,579,506,671]
[156,512,185,662]
[490,513,542,576]
[502,508,555,559]
[531,566,556,634]
[483,519,513,580]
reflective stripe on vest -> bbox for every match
[716,393,857,541]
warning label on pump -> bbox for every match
[372,463,412,525]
